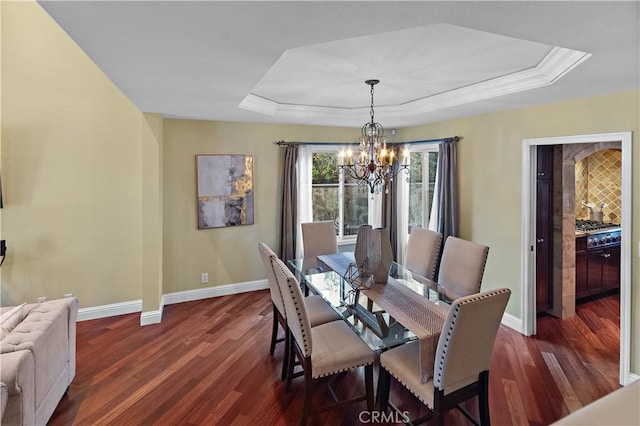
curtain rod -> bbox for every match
[275,136,460,147]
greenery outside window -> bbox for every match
[311,151,369,240]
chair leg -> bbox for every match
[365,364,374,411]
[286,332,296,393]
[281,324,290,381]
[270,304,278,356]
[433,389,444,426]
[301,365,313,426]
[479,371,491,425]
[375,367,391,412]
[298,277,309,297]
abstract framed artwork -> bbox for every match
[196,155,254,229]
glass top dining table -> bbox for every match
[288,252,448,352]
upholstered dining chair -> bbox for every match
[405,227,443,280]
[377,288,511,426]
[271,256,375,426]
[258,243,340,380]
[437,236,489,303]
[301,221,338,258]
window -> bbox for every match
[407,148,438,231]
[311,152,369,240]
[299,144,438,257]
[394,146,439,264]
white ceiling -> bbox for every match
[38,1,639,129]
[239,24,591,126]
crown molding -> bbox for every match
[239,47,590,127]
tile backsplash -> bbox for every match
[574,149,621,223]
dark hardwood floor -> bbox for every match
[49,291,620,425]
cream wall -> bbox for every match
[398,89,640,373]
[1,1,151,308]
[162,119,354,293]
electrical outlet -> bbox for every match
[201,272,209,284]
[37,296,47,303]
[0,240,6,257]
[64,293,73,298]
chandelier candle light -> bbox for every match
[338,79,409,194]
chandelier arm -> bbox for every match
[365,177,379,194]
[385,164,410,179]
[339,165,369,181]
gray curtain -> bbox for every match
[279,145,298,260]
[435,140,458,240]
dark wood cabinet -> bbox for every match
[536,145,554,179]
[575,236,588,296]
[536,145,554,313]
[575,237,620,300]
[602,247,621,289]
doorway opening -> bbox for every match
[521,132,632,385]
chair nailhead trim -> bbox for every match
[313,361,374,379]
[285,276,310,354]
[384,367,430,407]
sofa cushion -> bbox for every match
[0,304,26,340]
[1,301,70,414]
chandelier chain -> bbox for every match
[370,83,375,123]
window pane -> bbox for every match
[311,153,339,226]
[407,151,438,232]
[408,152,423,232]
[426,151,438,225]
[343,173,368,236]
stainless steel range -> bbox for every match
[575,220,621,300]
[576,220,621,248]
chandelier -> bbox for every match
[338,79,409,194]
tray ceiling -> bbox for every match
[239,24,590,126]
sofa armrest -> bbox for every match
[1,381,8,421]
[0,350,36,426]
[552,380,640,425]
[66,298,78,379]
[17,297,79,379]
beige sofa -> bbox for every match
[552,379,640,425]
[0,381,7,422]
[0,298,78,425]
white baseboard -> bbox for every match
[140,308,163,326]
[626,373,640,385]
[78,300,142,322]
[78,280,269,323]
[162,279,268,306]
[501,312,524,334]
